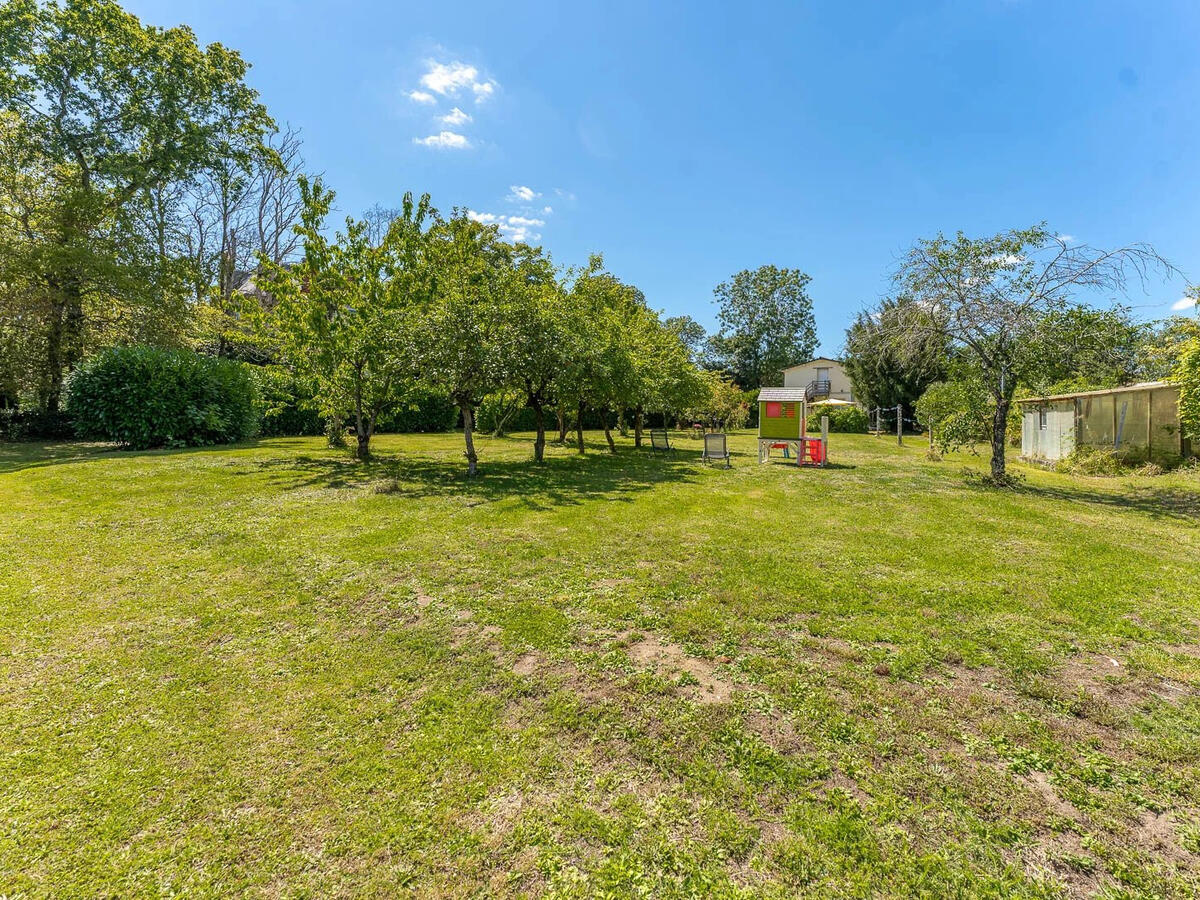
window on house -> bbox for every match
[1038,408,1048,430]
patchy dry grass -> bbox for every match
[0,430,1198,897]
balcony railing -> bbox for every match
[805,380,831,402]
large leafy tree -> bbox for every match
[891,225,1171,482]
[843,296,948,418]
[0,0,272,411]
[258,178,432,460]
[708,265,817,388]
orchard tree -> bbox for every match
[497,245,565,462]
[558,257,645,454]
[708,265,817,388]
[258,178,432,460]
[0,0,272,411]
[420,212,515,476]
[892,225,1172,482]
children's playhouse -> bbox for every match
[756,387,826,466]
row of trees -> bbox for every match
[257,181,719,471]
[843,225,1197,481]
[0,0,812,466]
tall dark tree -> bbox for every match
[708,265,817,388]
[844,297,947,418]
[664,314,707,364]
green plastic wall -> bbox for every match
[758,401,804,439]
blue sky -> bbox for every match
[130,0,1199,355]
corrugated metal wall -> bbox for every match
[1021,400,1075,461]
[1023,386,1184,465]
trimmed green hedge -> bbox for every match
[376,388,458,433]
[807,404,869,433]
[250,365,324,437]
[66,346,259,449]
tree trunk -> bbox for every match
[462,403,479,476]
[990,398,1010,482]
[602,409,617,454]
[354,382,370,460]
[531,399,546,463]
[575,401,586,454]
[634,406,644,448]
[617,407,628,437]
[43,298,66,414]
[556,407,567,443]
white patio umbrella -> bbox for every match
[808,398,853,406]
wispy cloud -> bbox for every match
[418,60,498,104]
[412,131,471,150]
[1172,296,1197,312]
[507,185,539,203]
[407,90,436,105]
[440,107,472,127]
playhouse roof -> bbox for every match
[757,387,808,403]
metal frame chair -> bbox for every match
[649,428,674,453]
[701,432,732,468]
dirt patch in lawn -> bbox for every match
[623,631,735,705]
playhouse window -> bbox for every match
[766,402,782,418]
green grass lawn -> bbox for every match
[1,430,1198,897]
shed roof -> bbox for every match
[757,387,808,402]
[1017,381,1176,405]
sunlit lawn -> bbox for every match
[1,430,1198,897]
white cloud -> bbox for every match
[542,205,553,214]
[412,131,471,149]
[417,60,498,103]
[1057,233,1076,244]
[508,185,539,203]
[1172,296,1197,312]
[421,61,478,95]
[407,90,436,105]
[467,210,545,243]
[440,107,472,126]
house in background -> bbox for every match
[782,357,855,403]
[1018,382,1190,466]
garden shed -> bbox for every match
[1018,382,1189,465]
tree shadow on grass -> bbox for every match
[244,446,705,510]
[1016,483,1200,524]
[0,439,276,476]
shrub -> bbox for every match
[0,406,74,442]
[476,392,537,434]
[1177,339,1200,444]
[66,346,259,449]
[807,404,868,433]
